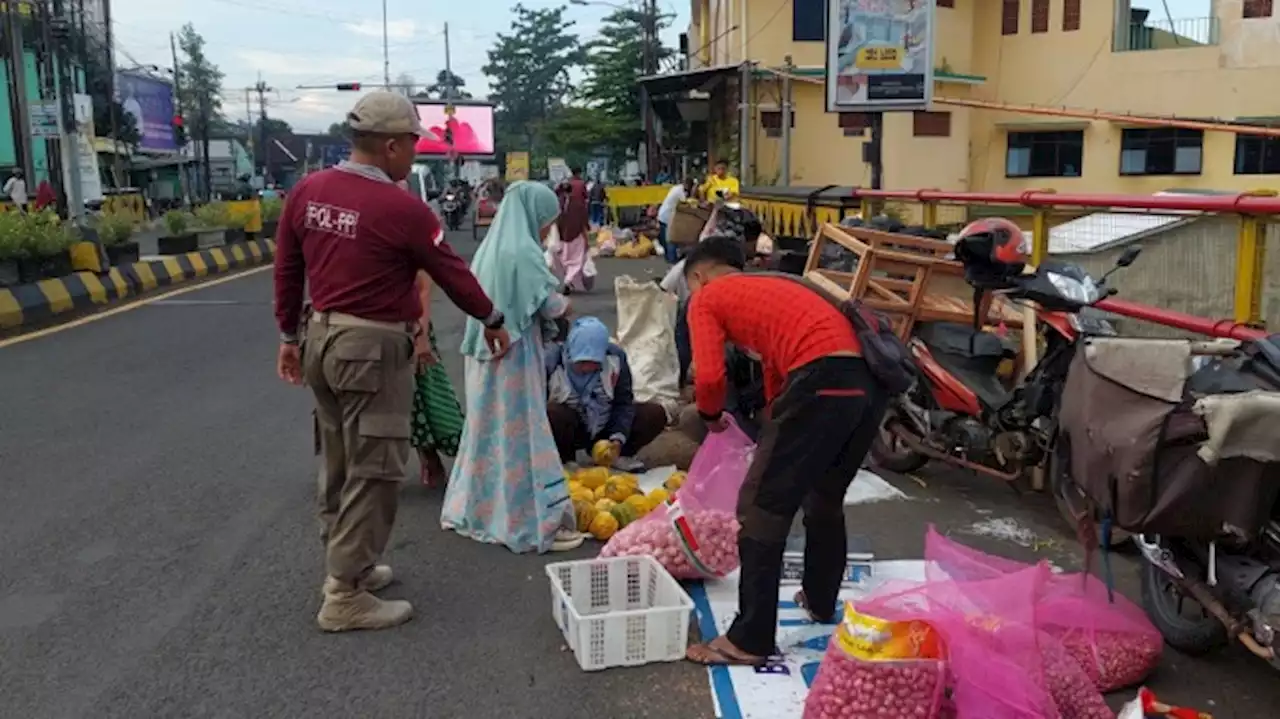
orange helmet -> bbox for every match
[955,218,1028,267]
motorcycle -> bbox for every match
[869,221,1140,495]
[441,191,464,231]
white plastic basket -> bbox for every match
[545,555,694,671]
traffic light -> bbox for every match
[172,114,186,147]
[336,83,362,91]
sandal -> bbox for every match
[795,590,840,625]
[685,637,768,667]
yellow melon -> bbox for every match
[573,466,610,490]
[591,440,619,467]
[588,512,619,540]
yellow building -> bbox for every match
[677,0,1280,194]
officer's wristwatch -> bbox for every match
[281,332,300,346]
[483,311,505,330]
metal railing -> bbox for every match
[1114,16,1219,52]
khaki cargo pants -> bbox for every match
[303,312,415,589]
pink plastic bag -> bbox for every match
[925,526,1163,692]
[858,564,1061,719]
[599,419,754,578]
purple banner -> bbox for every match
[116,72,177,152]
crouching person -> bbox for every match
[546,316,667,472]
[678,236,889,666]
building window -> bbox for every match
[793,0,825,41]
[913,111,951,138]
[1235,133,1280,175]
[937,0,954,7]
[1031,0,1049,32]
[1006,131,1084,178]
[761,111,794,139]
[1063,0,1082,30]
[1002,0,1020,35]
[1120,128,1204,175]
[839,112,869,137]
[1244,0,1273,19]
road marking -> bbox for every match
[0,265,273,350]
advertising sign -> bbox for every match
[413,102,496,157]
[116,72,177,152]
[505,151,529,182]
[72,94,103,203]
[825,0,934,113]
[547,158,571,185]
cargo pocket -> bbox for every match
[352,412,412,480]
[331,341,383,393]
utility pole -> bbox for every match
[101,0,123,186]
[4,0,35,181]
[780,56,792,187]
[381,0,390,88]
[443,22,452,98]
[253,78,272,183]
[52,0,85,219]
[170,31,190,204]
[641,0,656,181]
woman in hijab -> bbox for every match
[395,179,466,488]
[549,168,593,294]
[442,181,584,554]
[545,316,667,471]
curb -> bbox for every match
[0,238,277,330]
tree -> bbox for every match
[257,117,292,137]
[326,123,347,137]
[425,70,471,100]
[395,72,418,97]
[580,6,673,165]
[483,5,583,155]
[176,24,225,195]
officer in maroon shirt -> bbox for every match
[273,91,510,633]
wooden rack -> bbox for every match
[802,222,1025,338]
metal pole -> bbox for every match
[738,61,750,186]
[256,80,270,182]
[869,112,884,190]
[780,56,792,187]
[101,0,123,187]
[51,0,84,219]
[4,0,35,181]
[170,31,189,204]
[381,0,390,88]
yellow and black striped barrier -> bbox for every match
[0,238,276,330]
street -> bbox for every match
[1,230,1278,718]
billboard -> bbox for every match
[414,102,495,157]
[505,151,529,182]
[116,72,177,152]
[825,0,934,112]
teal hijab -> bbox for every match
[460,181,563,360]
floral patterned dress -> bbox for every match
[441,293,572,554]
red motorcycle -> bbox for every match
[870,219,1140,497]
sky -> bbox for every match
[108,0,689,134]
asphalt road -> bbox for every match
[2,228,1277,718]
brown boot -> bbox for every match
[317,586,413,633]
[320,564,393,598]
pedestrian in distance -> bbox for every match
[274,91,511,633]
[587,176,608,228]
[678,238,889,667]
[549,166,594,294]
[544,315,667,472]
[441,181,587,554]
[4,169,28,214]
[657,177,696,264]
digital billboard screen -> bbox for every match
[116,72,178,152]
[414,102,495,157]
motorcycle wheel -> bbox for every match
[870,418,928,474]
[1049,439,1131,548]
[1139,549,1228,655]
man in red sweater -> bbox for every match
[274,91,510,632]
[680,237,889,666]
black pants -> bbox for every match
[547,402,667,462]
[725,356,887,657]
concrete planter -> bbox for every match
[224,228,247,245]
[158,233,198,255]
[0,259,19,287]
[196,229,226,249]
[105,241,141,266]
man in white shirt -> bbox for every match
[4,170,28,213]
[657,177,695,263]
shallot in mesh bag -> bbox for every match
[924,526,1162,692]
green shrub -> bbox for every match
[0,212,26,260]
[163,209,192,236]
[92,210,138,246]
[19,210,78,257]
[193,202,232,230]
[261,197,284,222]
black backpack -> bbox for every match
[755,272,918,395]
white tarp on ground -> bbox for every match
[634,466,907,507]
[691,560,928,719]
